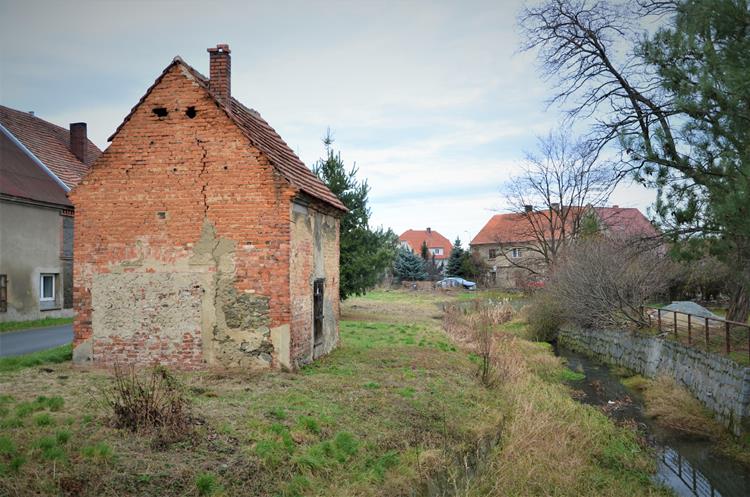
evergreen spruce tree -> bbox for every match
[313,130,397,299]
[445,238,465,277]
[393,247,428,281]
[420,241,429,260]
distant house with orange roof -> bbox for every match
[470,205,658,288]
[399,228,452,270]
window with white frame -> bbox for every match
[40,274,56,302]
[430,247,443,256]
[511,248,522,259]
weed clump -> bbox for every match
[195,472,222,496]
[100,365,192,439]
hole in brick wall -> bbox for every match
[223,166,228,170]
[152,107,168,118]
[156,211,167,220]
[185,106,197,119]
[173,168,177,172]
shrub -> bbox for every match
[526,291,564,341]
[100,365,191,438]
[547,238,668,328]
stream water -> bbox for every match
[555,346,750,497]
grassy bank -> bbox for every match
[0,291,504,496]
[0,317,73,334]
[623,374,750,465]
[447,310,671,496]
[0,344,72,373]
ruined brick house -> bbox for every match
[71,45,346,370]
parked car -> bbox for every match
[436,277,477,290]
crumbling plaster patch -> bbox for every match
[89,220,279,369]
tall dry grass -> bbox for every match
[642,376,724,439]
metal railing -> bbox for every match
[642,305,750,363]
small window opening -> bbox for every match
[40,274,56,302]
[185,106,197,119]
[152,107,168,117]
[156,211,167,220]
[313,279,325,347]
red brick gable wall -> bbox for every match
[71,64,298,368]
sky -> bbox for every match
[0,0,656,243]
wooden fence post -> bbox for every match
[705,317,710,352]
[725,320,731,355]
[657,309,662,334]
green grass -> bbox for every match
[0,344,72,373]
[0,295,505,496]
[0,317,73,333]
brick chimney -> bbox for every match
[69,122,87,163]
[524,204,533,213]
[207,44,231,107]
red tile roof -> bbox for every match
[399,229,452,259]
[107,57,346,212]
[594,207,658,239]
[0,131,72,206]
[0,105,101,188]
[470,210,578,245]
[471,206,657,246]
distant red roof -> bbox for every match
[399,229,452,259]
[0,105,101,188]
[107,57,346,212]
[471,209,581,245]
[594,207,658,239]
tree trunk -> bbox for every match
[727,283,750,323]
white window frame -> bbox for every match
[511,248,522,259]
[40,273,56,302]
[430,247,443,256]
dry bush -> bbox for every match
[443,301,514,386]
[526,291,564,341]
[100,364,192,439]
[548,237,669,328]
[642,376,724,439]
[491,336,527,385]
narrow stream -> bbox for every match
[555,346,750,497]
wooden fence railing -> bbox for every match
[642,306,750,363]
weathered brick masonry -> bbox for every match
[71,45,345,370]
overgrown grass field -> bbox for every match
[0,291,501,496]
[0,290,671,496]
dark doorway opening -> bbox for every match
[313,279,325,349]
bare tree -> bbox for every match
[548,237,669,328]
[518,0,750,322]
[498,128,614,274]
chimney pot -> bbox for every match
[524,205,533,213]
[612,204,619,209]
[550,202,560,211]
[69,122,87,163]
[426,227,431,234]
[207,43,231,107]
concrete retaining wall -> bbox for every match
[559,327,750,435]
